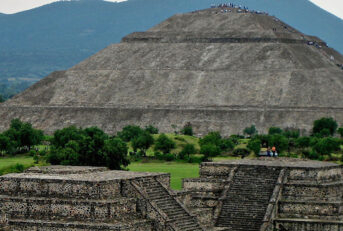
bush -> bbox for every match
[243,125,257,137]
[219,139,235,152]
[154,151,175,161]
[313,137,341,155]
[233,148,250,158]
[283,129,300,138]
[200,144,221,160]
[145,125,159,134]
[247,139,261,155]
[181,123,193,136]
[269,134,288,153]
[199,132,222,147]
[117,125,143,142]
[131,132,154,156]
[338,127,343,138]
[268,127,283,135]
[154,134,176,154]
[312,117,338,136]
[179,143,196,159]
[229,135,240,145]
[295,137,311,149]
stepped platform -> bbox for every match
[180,158,343,231]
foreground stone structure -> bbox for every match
[1,158,342,231]
[180,158,343,231]
[0,166,203,231]
[1,7,343,135]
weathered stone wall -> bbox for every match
[275,219,343,231]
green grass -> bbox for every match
[0,155,34,169]
[128,161,200,190]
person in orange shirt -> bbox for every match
[272,146,276,157]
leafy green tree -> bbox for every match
[154,134,176,154]
[200,144,221,160]
[219,138,235,152]
[312,117,338,136]
[243,125,257,137]
[247,139,261,155]
[179,143,196,159]
[269,134,288,153]
[103,138,129,170]
[313,137,341,155]
[283,129,300,139]
[0,134,11,155]
[144,125,159,134]
[131,132,154,156]
[117,125,143,142]
[52,126,84,148]
[19,122,44,150]
[295,136,311,149]
[181,123,193,136]
[338,127,343,138]
[268,127,283,135]
[199,132,222,147]
[233,148,250,158]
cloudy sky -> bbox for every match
[0,0,343,20]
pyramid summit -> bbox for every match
[1,7,343,135]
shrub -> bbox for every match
[243,125,257,137]
[247,139,261,155]
[313,137,341,155]
[117,125,143,142]
[219,138,235,152]
[283,129,300,138]
[145,125,159,134]
[154,151,175,161]
[179,143,196,159]
[268,127,283,135]
[233,148,250,158]
[131,132,154,156]
[154,134,176,154]
[295,137,311,149]
[200,144,221,160]
[199,132,222,147]
[312,117,338,136]
[229,135,240,145]
[338,127,343,138]
[269,134,288,153]
[181,123,193,136]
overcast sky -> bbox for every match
[0,0,342,20]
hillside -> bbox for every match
[0,0,343,98]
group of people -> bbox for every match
[210,3,269,15]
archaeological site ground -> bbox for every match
[0,7,343,135]
[0,157,342,231]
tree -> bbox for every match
[154,134,176,154]
[199,132,222,147]
[268,127,283,135]
[131,132,154,156]
[117,125,143,142]
[338,127,343,138]
[19,122,44,150]
[295,136,311,149]
[179,143,196,159]
[0,134,11,155]
[243,125,257,137]
[48,126,129,170]
[247,139,261,155]
[269,134,288,153]
[283,129,300,139]
[200,144,221,160]
[313,137,341,155]
[312,117,338,136]
[181,123,193,136]
[145,125,159,134]
[219,138,235,152]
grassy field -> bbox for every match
[128,161,200,190]
[0,155,34,169]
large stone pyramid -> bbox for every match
[1,7,343,135]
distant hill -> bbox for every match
[0,0,343,98]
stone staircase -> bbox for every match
[134,177,204,231]
[215,166,280,231]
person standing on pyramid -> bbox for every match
[272,146,277,157]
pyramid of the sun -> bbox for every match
[1,8,343,135]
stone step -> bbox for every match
[0,195,137,221]
[7,218,152,231]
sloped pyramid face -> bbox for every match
[1,8,343,135]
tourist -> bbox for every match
[272,146,276,157]
[267,147,271,157]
